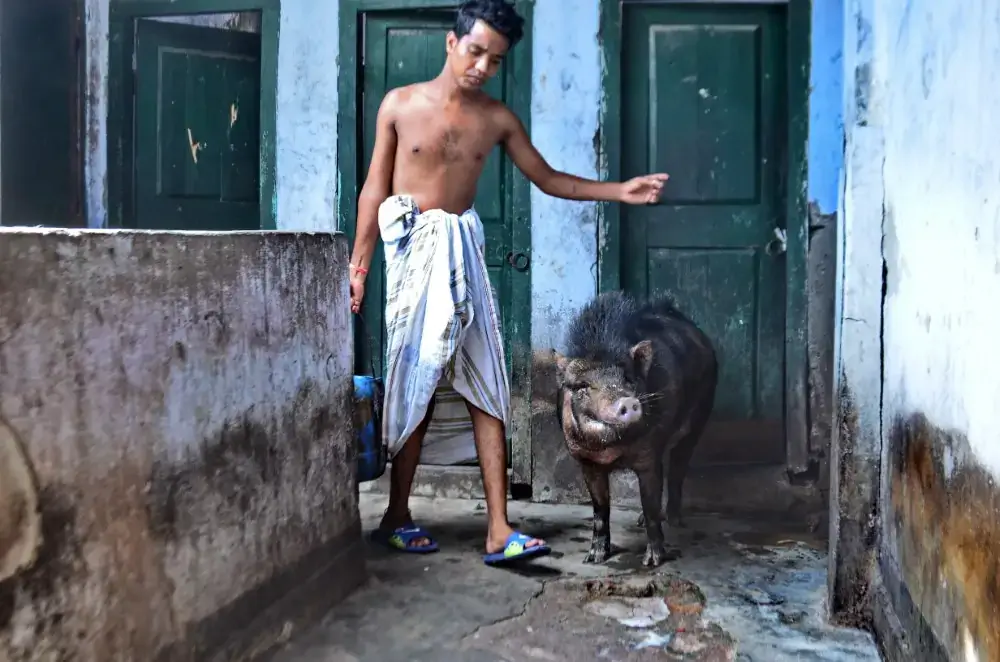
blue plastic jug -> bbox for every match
[353,374,386,483]
[353,314,387,483]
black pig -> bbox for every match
[551,291,717,567]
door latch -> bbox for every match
[765,227,787,256]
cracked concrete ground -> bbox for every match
[265,495,880,662]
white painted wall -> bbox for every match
[838,0,1000,476]
[876,0,1000,473]
[836,0,884,486]
[834,2,1000,654]
[83,0,339,231]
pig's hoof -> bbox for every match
[584,541,612,564]
[642,542,669,567]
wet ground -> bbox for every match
[265,495,881,662]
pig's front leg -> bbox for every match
[580,462,612,564]
[635,457,668,567]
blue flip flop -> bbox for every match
[370,525,440,554]
[483,531,551,566]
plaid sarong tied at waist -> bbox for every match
[378,194,510,463]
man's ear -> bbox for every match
[630,340,654,377]
[445,31,458,53]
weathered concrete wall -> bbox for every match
[83,0,339,231]
[833,0,1000,659]
[827,0,884,627]
[0,229,363,661]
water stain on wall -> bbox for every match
[829,377,878,628]
[889,411,1000,661]
[145,378,347,545]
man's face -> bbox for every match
[445,19,510,90]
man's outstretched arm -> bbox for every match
[499,108,668,205]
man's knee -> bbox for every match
[464,400,504,430]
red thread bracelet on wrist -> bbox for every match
[350,263,369,276]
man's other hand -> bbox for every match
[620,173,669,205]
[350,276,365,314]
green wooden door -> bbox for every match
[621,4,788,465]
[358,11,515,381]
[132,19,261,230]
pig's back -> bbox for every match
[628,296,718,400]
[566,290,716,375]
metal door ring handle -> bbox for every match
[765,228,788,256]
[506,252,530,272]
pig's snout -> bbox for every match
[610,397,642,425]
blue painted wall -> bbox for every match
[809,0,845,215]
[529,0,601,351]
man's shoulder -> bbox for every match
[383,82,429,108]
[480,96,520,131]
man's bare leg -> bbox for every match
[378,403,435,548]
[466,401,545,554]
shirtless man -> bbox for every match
[348,0,668,563]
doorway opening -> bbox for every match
[341,0,534,495]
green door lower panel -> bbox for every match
[134,18,262,230]
[621,3,788,466]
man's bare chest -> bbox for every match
[396,112,500,166]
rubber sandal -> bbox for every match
[483,531,551,566]
[370,525,440,554]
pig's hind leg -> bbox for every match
[666,400,713,527]
[580,462,613,564]
[665,437,697,527]
[635,452,669,567]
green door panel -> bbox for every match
[621,4,787,465]
[359,12,513,381]
[134,19,261,230]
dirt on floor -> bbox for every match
[264,495,881,662]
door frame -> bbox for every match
[597,0,812,474]
[337,0,535,491]
[106,0,280,230]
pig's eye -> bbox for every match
[565,381,589,390]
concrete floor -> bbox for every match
[265,495,881,662]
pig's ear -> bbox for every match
[630,340,654,376]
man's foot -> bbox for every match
[483,526,550,566]
[371,511,439,554]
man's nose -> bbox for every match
[475,58,490,73]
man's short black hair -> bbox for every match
[455,0,525,47]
